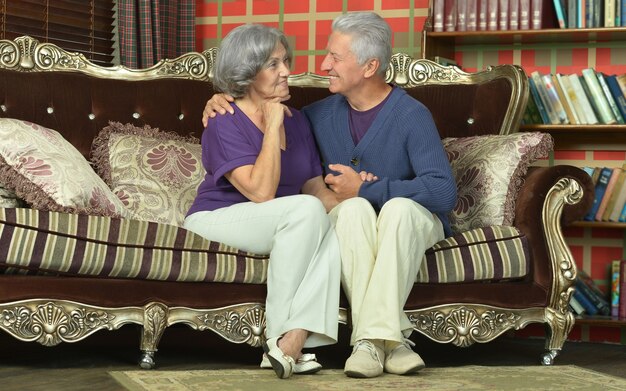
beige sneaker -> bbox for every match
[344,340,385,378]
[384,338,425,375]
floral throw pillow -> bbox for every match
[91,122,204,227]
[0,118,131,218]
[443,132,554,233]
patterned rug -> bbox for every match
[110,365,626,391]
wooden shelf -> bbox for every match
[575,316,626,327]
[570,221,626,229]
[520,125,626,150]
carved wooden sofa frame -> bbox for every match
[0,36,593,368]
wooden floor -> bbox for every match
[1,324,625,390]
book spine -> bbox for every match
[605,74,626,121]
[603,168,626,221]
[555,73,580,124]
[578,0,586,28]
[595,167,621,221]
[528,75,551,124]
[552,0,567,28]
[616,74,626,96]
[542,73,569,124]
[569,295,586,315]
[618,260,626,318]
[433,0,445,32]
[584,167,613,221]
[458,0,469,31]
[444,0,458,31]
[530,71,561,125]
[581,69,617,124]
[596,72,625,124]
[569,74,598,124]
[524,90,544,124]
[467,0,478,30]
[605,0,616,27]
[622,0,626,26]
[530,0,542,28]
[575,277,611,315]
[519,0,530,29]
[619,200,626,222]
[611,260,621,317]
[478,0,489,30]
[498,0,510,29]
[509,0,520,29]
[573,287,599,316]
[568,0,577,28]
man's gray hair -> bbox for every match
[332,12,392,77]
[213,24,292,98]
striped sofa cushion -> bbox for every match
[0,209,529,284]
[418,226,530,283]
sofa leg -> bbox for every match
[541,349,559,366]
[541,308,575,365]
[139,302,169,369]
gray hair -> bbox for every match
[212,24,292,98]
[332,12,392,76]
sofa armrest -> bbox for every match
[513,165,594,312]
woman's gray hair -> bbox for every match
[332,12,392,76]
[212,24,292,98]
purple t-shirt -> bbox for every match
[348,89,392,145]
[186,104,323,214]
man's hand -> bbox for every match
[325,164,378,201]
[202,94,235,127]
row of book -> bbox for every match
[570,263,626,318]
[522,70,626,126]
[582,165,626,222]
[432,0,626,32]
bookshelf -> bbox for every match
[421,2,626,333]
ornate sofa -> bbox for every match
[0,36,593,368]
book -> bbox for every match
[467,0,478,30]
[573,286,598,315]
[620,260,626,318]
[568,73,599,124]
[552,0,567,28]
[528,74,551,124]
[605,167,626,221]
[619,200,626,222]
[605,0,616,27]
[605,74,626,121]
[581,68,617,124]
[519,0,531,29]
[584,167,613,221]
[557,73,584,124]
[433,0,445,31]
[596,72,625,124]
[509,0,520,29]
[524,90,544,124]
[576,269,611,315]
[478,0,489,30]
[569,295,586,315]
[617,73,626,96]
[530,71,562,124]
[499,0,510,29]
[530,0,543,28]
[458,0,469,31]
[488,0,499,30]
[574,277,611,316]
[541,73,569,123]
[611,260,621,317]
[595,167,622,221]
[444,0,458,31]
[567,0,577,28]
[552,74,577,124]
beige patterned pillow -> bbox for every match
[0,118,131,217]
[91,122,204,227]
[443,132,554,233]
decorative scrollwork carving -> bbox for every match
[409,306,522,347]
[141,303,168,352]
[194,304,265,347]
[386,53,413,85]
[0,302,117,346]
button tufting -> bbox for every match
[178,113,185,120]
[132,112,140,119]
[467,118,475,124]
[88,113,96,120]
[0,105,6,112]
[47,107,54,114]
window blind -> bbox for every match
[0,0,116,67]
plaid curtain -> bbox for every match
[118,0,195,69]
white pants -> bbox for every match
[184,194,341,348]
[329,197,444,345]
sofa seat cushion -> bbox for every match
[0,208,529,285]
[418,226,530,283]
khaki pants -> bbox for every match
[184,194,341,348]
[329,197,444,345]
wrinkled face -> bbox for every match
[249,43,291,100]
[320,31,367,97]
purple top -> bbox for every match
[348,89,391,145]
[186,104,323,214]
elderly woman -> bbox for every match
[183,24,341,379]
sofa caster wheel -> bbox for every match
[541,350,558,366]
[139,351,156,369]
